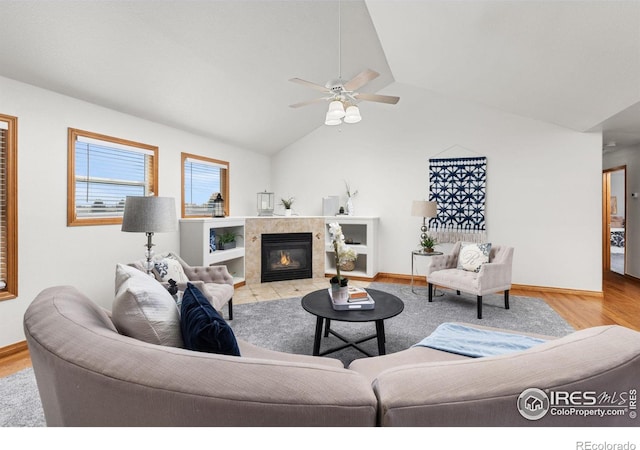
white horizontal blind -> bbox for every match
[75,137,153,218]
[184,159,224,216]
[0,125,7,287]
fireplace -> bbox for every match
[261,233,313,282]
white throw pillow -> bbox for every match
[112,264,183,347]
[457,243,492,273]
[153,255,188,283]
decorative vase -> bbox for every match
[330,284,349,304]
[339,260,355,271]
[346,197,354,216]
[284,209,291,216]
[221,242,236,250]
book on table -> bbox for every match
[328,287,375,310]
[347,286,369,299]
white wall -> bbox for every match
[604,146,640,277]
[272,82,602,292]
[0,76,270,348]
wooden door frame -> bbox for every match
[602,165,626,273]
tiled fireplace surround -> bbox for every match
[244,217,326,285]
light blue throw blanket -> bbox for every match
[413,323,547,358]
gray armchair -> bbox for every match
[129,252,234,319]
[424,242,514,319]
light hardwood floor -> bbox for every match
[1,271,638,378]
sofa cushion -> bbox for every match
[180,282,240,356]
[112,263,183,348]
[457,242,491,272]
[153,255,189,283]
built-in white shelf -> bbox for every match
[324,216,379,279]
[179,217,246,286]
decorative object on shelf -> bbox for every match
[212,193,225,217]
[218,231,237,250]
[339,259,355,271]
[323,195,340,216]
[411,200,438,250]
[209,229,216,252]
[345,181,358,216]
[121,196,177,275]
[257,191,274,216]
[428,156,487,243]
[281,197,294,216]
[328,222,357,288]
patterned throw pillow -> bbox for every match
[457,243,492,272]
[153,256,189,283]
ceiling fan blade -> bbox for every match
[289,97,329,108]
[354,92,400,105]
[289,78,329,93]
[343,69,380,91]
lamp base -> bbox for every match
[144,232,155,276]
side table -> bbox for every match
[411,249,443,294]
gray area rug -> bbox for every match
[0,367,45,427]
[230,282,575,367]
[0,282,574,427]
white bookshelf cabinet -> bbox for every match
[179,218,246,285]
[324,216,379,279]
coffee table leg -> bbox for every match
[323,319,331,337]
[313,317,324,356]
[375,320,386,355]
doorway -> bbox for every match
[602,166,626,275]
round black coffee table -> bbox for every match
[301,288,404,357]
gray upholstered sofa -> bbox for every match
[24,285,640,427]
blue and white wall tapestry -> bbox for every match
[428,156,487,243]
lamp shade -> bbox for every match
[411,200,437,218]
[327,100,346,119]
[324,112,342,126]
[343,105,362,124]
[121,196,177,233]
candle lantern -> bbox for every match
[257,191,274,216]
[212,193,225,217]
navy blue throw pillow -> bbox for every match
[180,283,240,356]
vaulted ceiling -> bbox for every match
[1,1,639,155]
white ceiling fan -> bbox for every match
[288,1,399,125]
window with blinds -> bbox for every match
[0,114,18,301]
[67,128,158,226]
[181,152,229,217]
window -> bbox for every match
[181,152,229,217]
[67,128,158,226]
[0,114,18,301]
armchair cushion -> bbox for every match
[180,283,240,356]
[457,242,491,272]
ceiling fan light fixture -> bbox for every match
[343,105,362,124]
[327,100,346,119]
[325,112,342,126]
